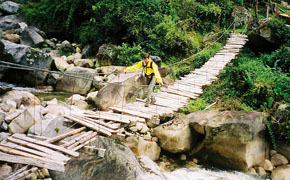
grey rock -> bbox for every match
[1,90,41,107]
[0,120,7,131]
[59,40,74,53]
[49,136,143,180]
[8,108,35,133]
[96,44,116,66]
[20,26,44,47]
[189,111,268,171]
[0,132,9,143]
[28,116,74,137]
[0,40,53,85]
[0,85,12,95]
[0,103,10,112]
[47,72,60,86]
[81,44,92,58]
[92,75,103,89]
[56,67,96,95]
[0,14,22,30]
[272,165,290,180]
[0,1,22,14]
[95,70,147,110]
[45,39,56,49]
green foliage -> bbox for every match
[180,98,208,115]
[265,118,277,149]
[261,45,290,74]
[58,49,70,57]
[113,43,143,66]
[269,18,290,44]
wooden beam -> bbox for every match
[0,152,65,172]
[12,134,79,157]
[45,127,86,144]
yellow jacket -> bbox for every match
[125,58,163,84]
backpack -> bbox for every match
[149,55,162,71]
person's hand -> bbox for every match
[160,82,164,86]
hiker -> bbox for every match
[125,53,163,107]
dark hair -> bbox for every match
[142,53,149,59]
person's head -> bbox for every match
[142,53,150,64]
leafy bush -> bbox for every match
[180,98,208,115]
[113,43,143,66]
[261,45,290,74]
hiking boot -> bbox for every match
[145,102,150,107]
[145,98,150,107]
[151,96,156,104]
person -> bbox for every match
[125,53,163,107]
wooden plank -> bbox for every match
[161,88,198,99]
[168,85,203,95]
[82,111,130,124]
[62,131,92,148]
[1,142,69,162]
[12,134,79,157]
[64,115,113,137]
[74,114,120,130]
[7,136,70,161]
[154,92,188,102]
[67,131,97,150]
[129,101,174,114]
[0,152,65,172]
[72,137,97,151]
[136,98,182,110]
[110,106,154,119]
[71,115,115,133]
[85,111,144,123]
[45,127,86,144]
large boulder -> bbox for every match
[20,26,44,47]
[247,18,284,52]
[0,1,22,14]
[152,117,197,153]
[8,108,38,133]
[28,116,75,137]
[0,40,53,85]
[56,67,96,95]
[95,71,147,110]
[49,136,144,180]
[0,15,22,31]
[271,165,290,180]
[189,111,268,171]
[1,90,41,108]
[96,44,116,66]
[59,40,74,53]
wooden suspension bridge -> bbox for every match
[0,33,248,176]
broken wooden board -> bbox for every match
[0,152,65,172]
[110,106,154,119]
[84,111,145,123]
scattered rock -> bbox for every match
[259,159,274,171]
[276,144,290,161]
[0,132,9,143]
[1,90,41,107]
[138,156,165,179]
[180,154,187,161]
[74,52,82,59]
[20,26,44,47]
[0,15,22,31]
[4,33,19,43]
[81,44,92,58]
[8,108,36,133]
[4,109,21,122]
[92,75,104,90]
[255,167,266,176]
[247,168,257,176]
[96,44,116,66]
[271,153,289,166]
[59,40,74,53]
[0,164,12,179]
[45,39,56,49]
[0,86,12,95]
[0,1,22,14]
[86,91,98,105]
[53,57,71,72]
[100,66,126,75]
[47,72,60,86]
[66,94,89,110]
[74,58,94,68]
[271,165,290,180]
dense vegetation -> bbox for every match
[21,0,290,145]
